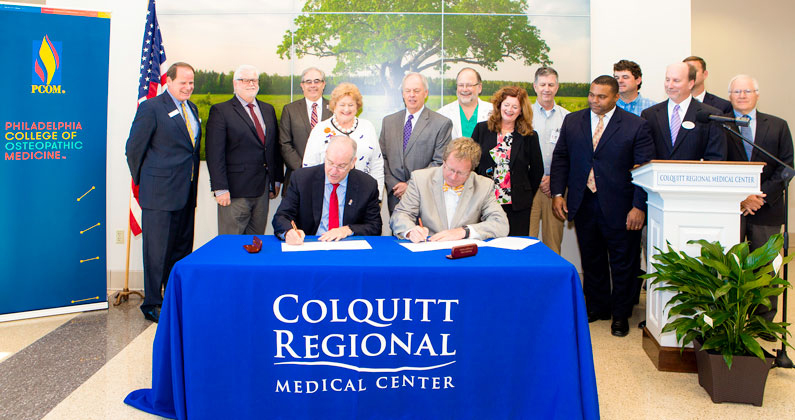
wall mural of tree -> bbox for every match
[277,0,551,106]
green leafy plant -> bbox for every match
[646,234,793,368]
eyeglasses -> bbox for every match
[730,89,758,95]
[325,159,350,171]
[457,83,481,89]
[236,78,259,85]
[302,79,324,85]
[443,163,470,178]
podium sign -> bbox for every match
[632,160,764,371]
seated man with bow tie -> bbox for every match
[390,137,509,243]
[272,135,382,245]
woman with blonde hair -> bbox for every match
[303,82,384,199]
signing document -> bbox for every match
[281,239,372,252]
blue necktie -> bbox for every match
[740,115,754,160]
[403,114,414,151]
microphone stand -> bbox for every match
[721,123,795,369]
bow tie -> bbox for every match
[442,182,464,195]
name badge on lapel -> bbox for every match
[681,121,695,130]
[168,109,180,118]
[549,128,561,144]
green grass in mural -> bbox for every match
[193,93,588,160]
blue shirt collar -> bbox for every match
[733,108,757,119]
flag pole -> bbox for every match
[112,181,144,306]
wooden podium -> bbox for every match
[631,160,765,372]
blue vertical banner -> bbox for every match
[0,5,110,320]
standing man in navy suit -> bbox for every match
[725,75,793,328]
[272,136,382,244]
[641,62,726,161]
[126,62,201,323]
[683,56,733,114]
[206,64,283,235]
[550,76,654,337]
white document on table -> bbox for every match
[281,240,372,252]
[399,239,486,252]
[481,237,539,250]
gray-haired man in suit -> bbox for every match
[279,67,333,193]
[390,137,508,242]
[379,72,453,212]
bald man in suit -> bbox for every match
[380,72,453,213]
[642,62,726,161]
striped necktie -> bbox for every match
[442,182,464,196]
[181,102,195,147]
[670,104,681,146]
[586,114,604,193]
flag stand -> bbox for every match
[112,189,144,306]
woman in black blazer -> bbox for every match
[472,86,544,236]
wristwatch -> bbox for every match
[462,225,470,239]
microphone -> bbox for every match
[695,110,750,127]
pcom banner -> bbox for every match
[0,5,110,320]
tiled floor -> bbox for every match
[1,278,794,419]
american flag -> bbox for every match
[130,0,167,236]
[137,0,167,104]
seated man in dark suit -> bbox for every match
[390,137,509,242]
[724,74,794,330]
[273,135,382,244]
[641,62,726,161]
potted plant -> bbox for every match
[645,233,792,406]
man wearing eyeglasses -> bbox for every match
[273,136,382,244]
[206,64,284,235]
[725,75,793,330]
[390,137,508,242]
[380,72,453,213]
[279,67,333,195]
[437,68,492,139]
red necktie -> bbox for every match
[329,183,340,229]
[310,102,318,129]
[247,103,265,144]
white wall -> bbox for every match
[590,0,692,103]
[555,0,692,268]
[19,0,693,287]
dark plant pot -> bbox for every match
[693,340,775,406]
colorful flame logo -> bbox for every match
[34,35,60,85]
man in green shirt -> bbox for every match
[438,68,492,139]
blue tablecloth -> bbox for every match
[125,236,599,419]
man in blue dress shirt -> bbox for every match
[613,59,656,116]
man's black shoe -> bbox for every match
[142,307,160,323]
[587,311,611,323]
[611,318,629,337]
